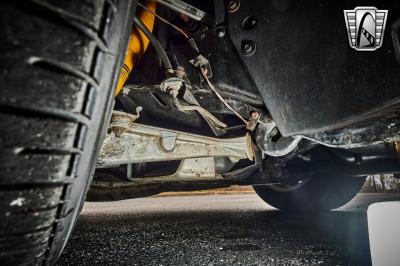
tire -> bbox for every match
[0,0,136,264]
[253,171,366,212]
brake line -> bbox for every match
[200,68,250,126]
[133,16,173,71]
[121,2,249,127]
[137,5,249,126]
[138,1,200,54]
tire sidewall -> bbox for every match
[254,171,366,212]
[46,1,138,264]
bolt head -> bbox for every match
[241,40,256,56]
[251,112,259,119]
[217,28,226,38]
[227,0,240,12]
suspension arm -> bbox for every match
[97,111,254,167]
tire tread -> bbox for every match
[0,0,125,264]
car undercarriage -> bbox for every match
[90,0,400,204]
[1,0,400,264]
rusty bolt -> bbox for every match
[227,0,240,13]
[343,135,352,143]
[251,112,259,120]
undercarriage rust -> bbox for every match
[98,111,254,168]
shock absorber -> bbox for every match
[115,1,156,96]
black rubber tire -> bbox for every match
[253,171,366,212]
[0,0,136,264]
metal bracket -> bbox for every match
[189,54,212,78]
[255,120,302,157]
[160,131,177,151]
[154,0,216,26]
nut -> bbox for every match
[227,0,240,13]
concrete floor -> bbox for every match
[57,193,400,265]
